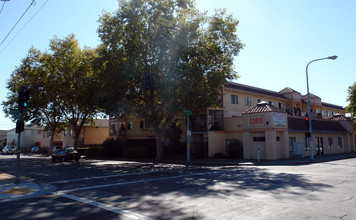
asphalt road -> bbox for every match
[0,155,355,219]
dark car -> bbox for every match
[51,148,80,162]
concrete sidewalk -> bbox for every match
[0,172,55,203]
[1,152,355,203]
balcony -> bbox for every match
[191,109,224,132]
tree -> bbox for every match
[2,34,103,150]
[47,34,103,149]
[97,0,243,160]
[346,82,356,118]
[2,47,66,153]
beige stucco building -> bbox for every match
[6,119,109,152]
[109,82,355,160]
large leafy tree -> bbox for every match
[97,0,243,160]
[3,34,102,150]
[346,82,356,118]
[2,47,65,152]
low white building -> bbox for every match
[6,124,52,152]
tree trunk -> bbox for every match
[155,129,164,161]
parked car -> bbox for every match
[53,146,63,152]
[2,146,16,155]
[31,146,40,154]
[51,148,80,162]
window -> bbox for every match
[37,130,41,135]
[128,122,133,130]
[289,137,296,152]
[64,129,67,136]
[140,121,144,129]
[245,97,251,106]
[43,131,46,138]
[231,95,238,104]
[278,103,284,110]
[328,137,333,148]
[276,136,280,141]
[327,111,330,117]
[332,112,335,116]
[69,128,73,136]
[253,136,265,142]
[338,137,342,148]
[304,137,310,151]
[322,110,325,116]
[269,101,274,106]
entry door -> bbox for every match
[320,137,324,155]
[316,137,324,155]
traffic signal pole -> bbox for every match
[15,112,22,184]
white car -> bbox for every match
[2,146,16,155]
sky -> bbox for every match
[0,0,355,130]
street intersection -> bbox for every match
[1,154,356,219]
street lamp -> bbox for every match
[306,55,337,160]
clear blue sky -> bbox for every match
[0,0,355,130]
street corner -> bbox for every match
[0,172,15,183]
[0,173,41,203]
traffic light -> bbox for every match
[16,120,24,133]
[18,87,30,113]
[305,116,309,128]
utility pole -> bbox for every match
[14,87,30,183]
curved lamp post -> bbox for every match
[306,55,337,160]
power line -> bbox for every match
[0,0,49,54]
[0,0,10,15]
[0,0,35,48]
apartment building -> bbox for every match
[109,82,355,160]
[6,119,109,152]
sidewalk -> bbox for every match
[159,152,356,166]
[0,172,55,203]
[1,152,355,203]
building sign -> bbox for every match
[249,116,264,127]
[272,112,286,125]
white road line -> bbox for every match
[56,192,153,220]
[47,170,160,184]
[57,171,216,194]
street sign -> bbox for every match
[184,110,192,116]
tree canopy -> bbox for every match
[97,0,244,160]
[2,34,102,151]
[346,81,356,118]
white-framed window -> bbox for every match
[279,103,284,110]
[338,137,342,148]
[304,137,310,151]
[269,101,274,106]
[289,137,296,152]
[231,95,238,104]
[328,137,333,148]
[245,97,251,106]
[128,122,133,130]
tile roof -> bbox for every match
[288,117,347,133]
[242,101,285,115]
[329,114,352,121]
[279,87,301,94]
[322,102,345,110]
[225,82,288,100]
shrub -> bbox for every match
[122,146,155,159]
